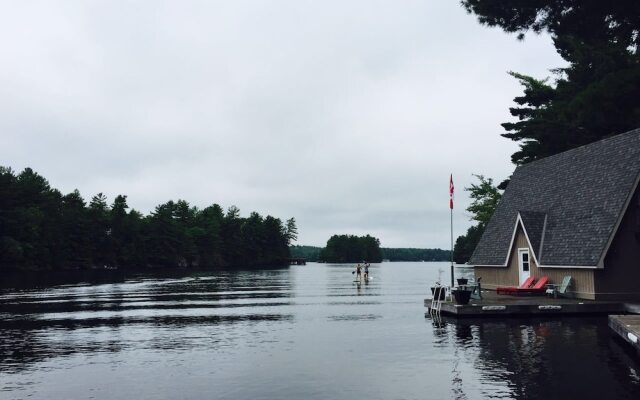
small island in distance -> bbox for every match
[291,239,451,263]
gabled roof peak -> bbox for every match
[470,128,640,267]
[517,211,547,263]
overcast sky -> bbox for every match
[1,1,565,248]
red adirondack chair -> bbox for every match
[496,276,535,295]
[513,276,550,295]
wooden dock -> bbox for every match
[425,291,625,317]
[609,315,640,357]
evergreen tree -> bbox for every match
[220,206,243,267]
[241,212,266,266]
[453,225,485,264]
[262,216,289,266]
[14,168,62,269]
[59,190,91,269]
[193,204,224,267]
[88,193,111,267]
[285,217,298,245]
[0,167,22,269]
[462,1,640,164]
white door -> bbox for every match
[518,249,530,285]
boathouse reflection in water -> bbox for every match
[429,317,640,400]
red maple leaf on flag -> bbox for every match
[449,174,454,209]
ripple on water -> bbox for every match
[1,263,640,400]
[327,314,383,322]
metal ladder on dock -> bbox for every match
[429,284,449,316]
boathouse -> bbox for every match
[469,128,640,300]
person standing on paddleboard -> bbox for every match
[356,264,362,280]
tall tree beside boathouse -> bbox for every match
[454,2,640,262]
[462,0,640,165]
[453,175,502,264]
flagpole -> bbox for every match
[449,174,455,288]
[450,205,454,288]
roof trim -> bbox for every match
[596,169,640,268]
[503,216,520,266]
[473,263,598,269]
[538,264,598,269]
[501,212,542,268]
[516,213,541,267]
[538,213,548,261]
[474,264,509,268]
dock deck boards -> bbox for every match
[609,315,640,356]
[425,290,625,317]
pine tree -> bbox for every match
[462,1,640,164]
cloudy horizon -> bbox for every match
[1,1,565,248]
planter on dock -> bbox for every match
[452,289,472,305]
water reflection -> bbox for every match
[429,317,640,399]
[0,268,295,377]
[1,263,639,400]
[327,314,383,322]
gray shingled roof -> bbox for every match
[469,128,640,267]
[518,211,547,259]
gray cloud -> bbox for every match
[0,0,565,247]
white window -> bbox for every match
[522,251,529,271]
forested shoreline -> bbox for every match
[290,244,450,262]
[381,247,450,262]
[0,167,297,271]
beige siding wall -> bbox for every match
[474,226,526,289]
[474,267,515,288]
[475,225,596,299]
[532,266,595,300]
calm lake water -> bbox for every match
[1,262,639,400]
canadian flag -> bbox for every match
[449,174,454,210]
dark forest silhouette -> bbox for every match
[0,167,297,271]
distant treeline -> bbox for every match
[290,241,450,263]
[0,167,297,271]
[289,245,322,262]
[382,248,450,262]
[319,234,383,263]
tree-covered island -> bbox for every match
[294,235,451,263]
[0,167,297,271]
[318,234,383,263]
[381,247,451,262]
[292,245,451,263]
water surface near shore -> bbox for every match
[1,262,639,399]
